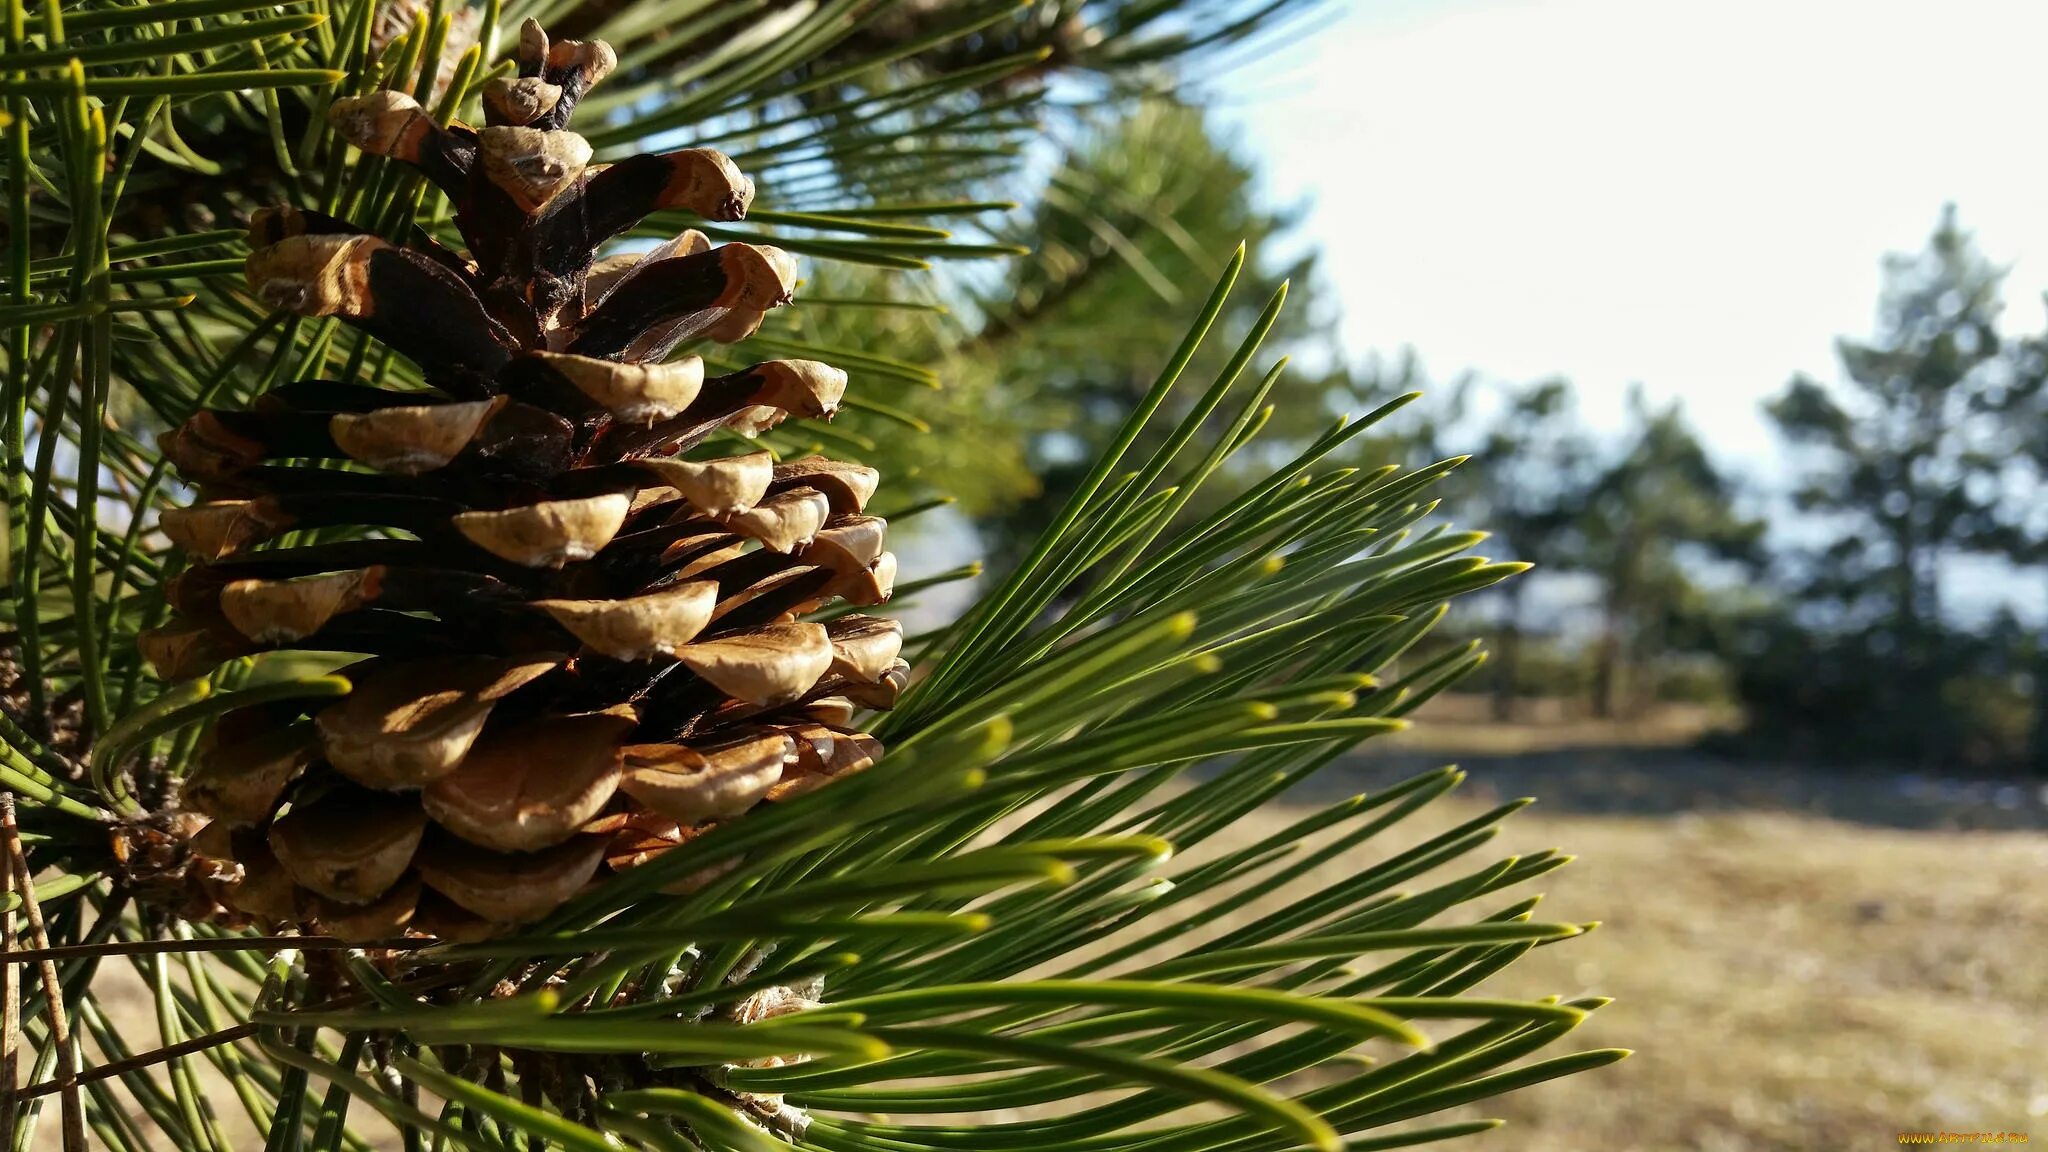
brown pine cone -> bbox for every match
[140,21,904,941]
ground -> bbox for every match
[1446,803,2047,1151]
[1293,696,2048,1152]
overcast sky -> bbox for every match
[1212,0,2048,470]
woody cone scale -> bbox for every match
[142,22,903,942]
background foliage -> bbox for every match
[1100,206,2048,778]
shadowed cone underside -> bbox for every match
[134,21,905,941]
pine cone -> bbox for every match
[139,22,904,942]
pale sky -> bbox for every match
[1214,0,2048,468]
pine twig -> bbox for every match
[2,1023,259,1105]
[2,793,86,1152]
[1,835,17,1144]
[1,932,416,966]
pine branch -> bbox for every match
[2,794,84,1151]
[0,4,1623,1149]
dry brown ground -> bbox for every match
[1307,696,2048,1151]
[1232,794,2048,1151]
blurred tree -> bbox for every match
[1757,206,2011,762]
[948,97,1329,568]
[1319,359,1602,717]
[1981,296,2048,772]
[1338,347,1474,467]
[755,95,1335,543]
[1580,388,1763,718]
[1467,380,1595,718]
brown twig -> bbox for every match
[2,832,19,1145]
[2,794,87,1152]
[1,1022,260,1105]
[2,932,422,965]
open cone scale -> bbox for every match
[140,22,904,941]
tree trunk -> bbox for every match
[1890,508,1935,766]
[1492,585,1524,723]
[2033,579,2048,777]
[1591,527,1639,721]
[1590,626,1621,720]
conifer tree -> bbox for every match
[1761,206,2009,761]
[1582,388,1761,719]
